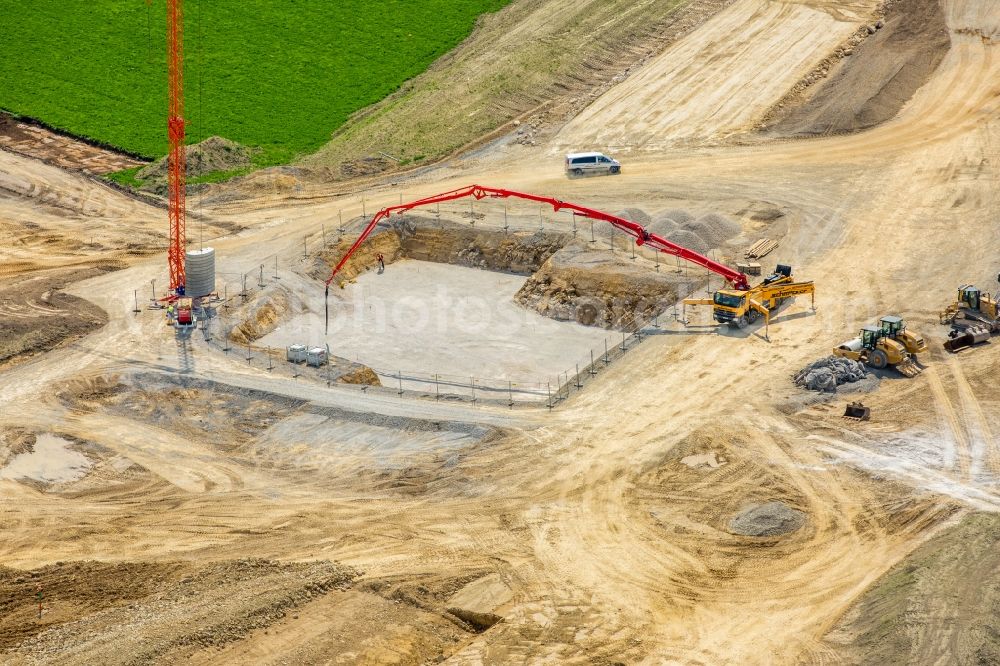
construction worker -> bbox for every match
[376,253,385,274]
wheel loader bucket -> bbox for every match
[844,402,871,421]
[895,358,922,378]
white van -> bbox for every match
[565,152,621,177]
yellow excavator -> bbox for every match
[683,264,815,338]
[833,323,921,377]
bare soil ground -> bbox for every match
[762,0,952,136]
[0,114,144,175]
[0,267,111,368]
[820,512,1000,664]
[0,0,998,663]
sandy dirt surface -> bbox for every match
[1,0,999,663]
[553,0,880,152]
[0,114,144,176]
[763,0,952,136]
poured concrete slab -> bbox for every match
[260,261,611,397]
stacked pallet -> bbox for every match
[745,238,778,259]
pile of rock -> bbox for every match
[729,501,806,537]
[794,356,873,392]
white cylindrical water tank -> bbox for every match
[185,247,216,297]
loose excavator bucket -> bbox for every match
[944,325,992,353]
[844,401,871,421]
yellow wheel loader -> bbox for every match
[683,264,815,338]
[833,325,921,377]
[879,315,928,355]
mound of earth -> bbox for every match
[728,501,806,537]
[795,356,879,393]
[664,228,711,255]
[762,0,950,136]
[514,244,691,330]
[661,208,694,225]
[136,136,253,188]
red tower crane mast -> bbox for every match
[166,0,187,295]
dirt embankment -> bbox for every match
[315,208,768,330]
[315,215,571,283]
[760,0,950,136]
[300,0,736,177]
[515,244,692,329]
[316,215,684,329]
[0,266,112,368]
[220,289,380,386]
[226,288,291,345]
[1,558,358,663]
[821,513,1000,665]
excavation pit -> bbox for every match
[259,260,612,399]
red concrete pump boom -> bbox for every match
[322,184,750,332]
[166,0,187,294]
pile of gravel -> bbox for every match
[661,208,695,225]
[692,213,741,246]
[647,216,679,237]
[729,501,806,536]
[595,207,739,254]
[665,229,710,255]
[794,356,876,393]
[614,208,652,225]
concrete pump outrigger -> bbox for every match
[321,185,816,337]
[681,263,815,339]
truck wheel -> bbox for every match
[747,309,759,324]
[867,348,889,369]
[735,315,749,329]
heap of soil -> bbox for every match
[763,0,950,136]
[728,501,806,537]
[137,136,253,187]
[514,244,690,329]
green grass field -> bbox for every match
[0,0,509,168]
